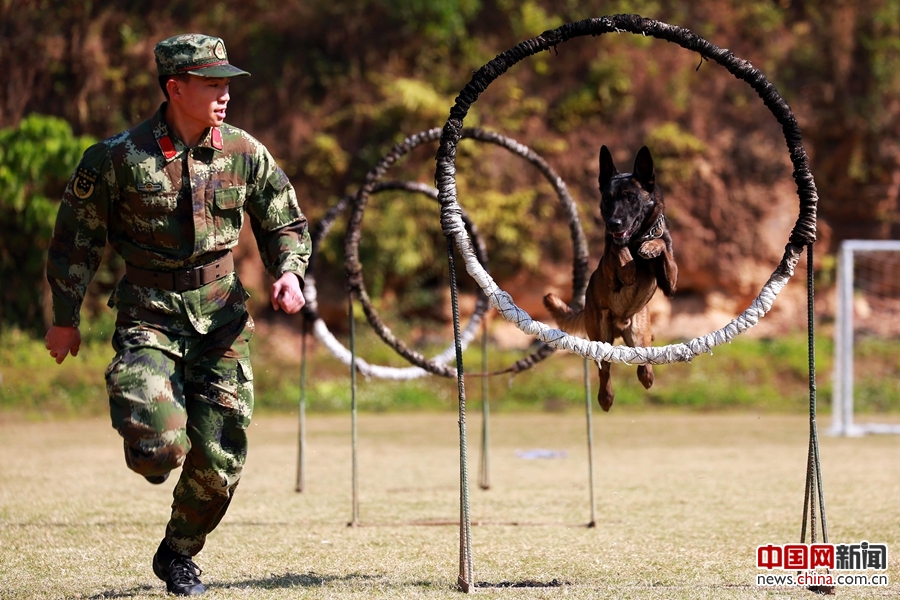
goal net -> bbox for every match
[831,240,900,436]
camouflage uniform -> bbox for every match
[47,35,310,556]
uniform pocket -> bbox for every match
[104,354,123,384]
[121,190,181,249]
[213,186,246,247]
[214,186,245,210]
[237,358,254,382]
[201,357,253,421]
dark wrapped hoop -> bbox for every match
[344,127,590,377]
[434,15,818,364]
[302,180,489,379]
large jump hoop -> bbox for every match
[436,15,817,365]
[434,15,826,592]
[344,127,590,378]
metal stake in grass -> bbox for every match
[295,317,308,493]
[447,236,474,592]
[800,243,833,595]
[348,290,360,528]
[584,357,597,528]
[479,317,491,491]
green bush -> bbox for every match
[0,115,96,334]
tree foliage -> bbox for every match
[2,0,900,330]
[0,115,95,333]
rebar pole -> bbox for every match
[584,358,597,528]
[295,318,308,492]
[447,237,474,592]
[803,243,832,594]
[807,244,829,543]
[479,317,491,490]
[349,291,360,527]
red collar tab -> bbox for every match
[158,135,177,160]
[211,127,223,150]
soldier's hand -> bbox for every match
[271,272,305,314]
[45,325,82,364]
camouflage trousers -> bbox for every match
[105,312,254,556]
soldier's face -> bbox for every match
[174,76,231,129]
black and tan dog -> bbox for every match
[544,145,677,411]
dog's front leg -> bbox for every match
[600,242,636,292]
[622,307,655,390]
[600,248,618,291]
[613,244,636,287]
[656,252,678,297]
[646,231,677,297]
[655,230,678,297]
[586,307,616,411]
[659,248,678,297]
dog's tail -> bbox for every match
[542,293,586,336]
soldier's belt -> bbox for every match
[125,253,235,292]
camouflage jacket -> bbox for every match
[47,103,311,335]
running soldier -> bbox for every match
[44,34,311,596]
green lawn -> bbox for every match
[5,312,900,420]
[1,412,898,598]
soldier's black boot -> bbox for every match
[152,540,206,596]
[144,473,170,484]
[124,442,171,485]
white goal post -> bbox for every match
[830,239,900,436]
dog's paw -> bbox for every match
[637,364,654,389]
[598,390,615,412]
[543,293,566,312]
[638,239,664,259]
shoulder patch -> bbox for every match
[72,166,99,199]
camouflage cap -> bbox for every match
[154,34,250,78]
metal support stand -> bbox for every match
[584,358,597,528]
[479,318,491,491]
[295,318,308,492]
[348,292,360,527]
[447,237,474,592]
[801,243,833,595]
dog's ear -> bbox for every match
[633,146,655,191]
[599,145,618,190]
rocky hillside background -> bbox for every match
[3,1,900,340]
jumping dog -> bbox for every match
[543,145,677,411]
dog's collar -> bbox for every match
[640,213,667,242]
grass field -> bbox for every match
[7,308,900,420]
[1,411,898,599]
[0,318,853,417]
